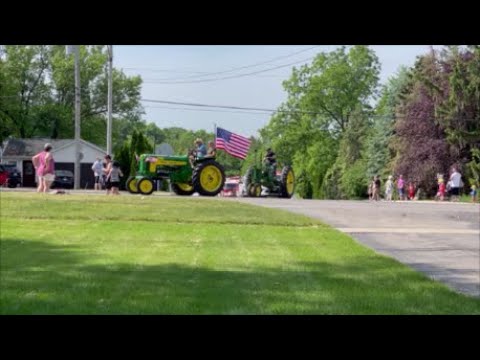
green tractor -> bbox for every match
[126,153,226,196]
[243,156,295,198]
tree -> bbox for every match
[261,46,381,198]
[366,66,411,180]
[0,45,50,139]
[0,45,143,150]
[436,46,480,162]
[392,53,452,195]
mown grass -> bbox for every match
[1,192,479,314]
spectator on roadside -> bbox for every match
[32,143,55,193]
[448,167,463,202]
[91,157,104,191]
[408,181,416,200]
[103,155,113,195]
[385,175,394,202]
[373,175,381,201]
[106,161,123,195]
[436,177,446,201]
[470,183,477,203]
[367,180,373,201]
[397,174,405,201]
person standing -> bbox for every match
[373,175,381,201]
[470,183,477,203]
[385,175,394,202]
[397,175,405,201]
[436,177,446,201]
[103,155,113,195]
[91,157,104,190]
[448,167,463,202]
[106,161,123,195]
[408,181,416,201]
[32,143,55,193]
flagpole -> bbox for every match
[214,123,217,146]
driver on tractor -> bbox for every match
[264,148,277,179]
[189,138,208,168]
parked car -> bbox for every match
[220,176,240,197]
[52,170,74,189]
[0,164,22,188]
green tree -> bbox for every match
[366,66,411,180]
[0,45,143,149]
[261,46,380,198]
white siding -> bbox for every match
[53,142,105,163]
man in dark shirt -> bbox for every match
[264,148,277,179]
[373,175,381,201]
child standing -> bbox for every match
[408,182,415,200]
[471,184,477,203]
[436,177,446,201]
[106,161,123,195]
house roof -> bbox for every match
[1,138,106,158]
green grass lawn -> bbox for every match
[1,192,479,314]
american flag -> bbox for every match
[216,127,251,160]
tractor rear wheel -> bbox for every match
[244,167,255,197]
[248,183,256,197]
[254,184,262,197]
[279,166,295,198]
[192,160,226,196]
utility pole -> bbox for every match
[107,45,113,156]
[74,46,81,189]
[67,45,82,190]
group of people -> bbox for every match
[368,166,477,203]
[31,142,122,195]
[435,167,477,202]
[91,155,123,195]
[188,138,216,167]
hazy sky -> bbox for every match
[114,45,441,137]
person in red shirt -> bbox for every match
[408,182,415,200]
[436,177,446,201]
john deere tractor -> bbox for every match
[126,152,225,196]
[243,157,295,198]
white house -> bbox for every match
[1,138,106,188]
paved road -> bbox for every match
[236,198,480,297]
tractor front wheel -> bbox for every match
[137,178,155,195]
[126,177,139,194]
[171,183,195,196]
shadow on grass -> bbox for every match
[1,238,479,314]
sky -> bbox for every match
[113,45,442,137]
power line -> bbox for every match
[141,98,480,121]
[142,56,315,84]
[144,105,272,115]
[141,98,288,113]
[123,46,320,81]
[141,74,290,82]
